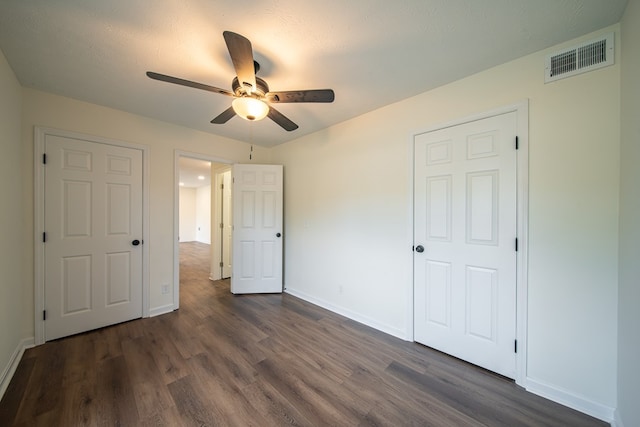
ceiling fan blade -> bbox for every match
[223,31,257,95]
[211,106,237,124]
[146,71,233,96]
[265,89,335,103]
[267,106,299,131]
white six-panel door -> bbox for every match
[231,164,283,294]
[414,112,518,378]
[44,134,143,341]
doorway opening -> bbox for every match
[173,151,233,311]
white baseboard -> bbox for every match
[284,287,408,341]
[0,337,35,401]
[613,408,624,427]
[148,304,175,317]
[526,377,615,424]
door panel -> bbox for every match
[44,134,143,341]
[62,255,91,314]
[106,252,131,305]
[426,175,451,241]
[425,260,451,327]
[414,112,517,378]
[107,184,131,234]
[231,164,283,294]
[465,266,497,340]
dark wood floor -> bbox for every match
[0,242,606,426]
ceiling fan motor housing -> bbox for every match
[232,76,269,98]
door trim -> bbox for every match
[34,126,150,345]
[409,100,529,386]
[173,151,233,311]
[211,166,232,281]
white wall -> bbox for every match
[178,185,211,244]
[0,48,27,397]
[195,185,211,244]
[179,187,197,242]
[618,1,640,426]
[20,88,269,325]
[272,26,621,420]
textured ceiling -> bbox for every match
[179,157,212,189]
[0,0,629,147]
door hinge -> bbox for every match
[515,238,518,252]
[221,183,224,190]
[42,232,47,243]
[219,262,224,268]
[515,136,519,150]
[514,339,518,353]
[220,223,224,229]
[43,310,47,321]
[42,153,47,164]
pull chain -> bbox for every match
[249,122,254,160]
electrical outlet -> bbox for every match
[161,284,170,294]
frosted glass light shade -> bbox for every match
[232,97,269,121]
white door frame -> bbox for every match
[211,166,232,281]
[173,150,233,310]
[34,126,150,345]
[409,100,529,386]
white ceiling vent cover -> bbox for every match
[545,33,614,83]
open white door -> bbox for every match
[231,164,283,294]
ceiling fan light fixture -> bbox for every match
[232,97,269,121]
[148,32,333,131]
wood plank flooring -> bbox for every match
[0,242,607,426]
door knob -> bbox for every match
[276,233,282,238]
[132,239,141,246]
[415,245,424,253]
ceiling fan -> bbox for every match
[146,31,335,131]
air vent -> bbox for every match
[545,33,614,83]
